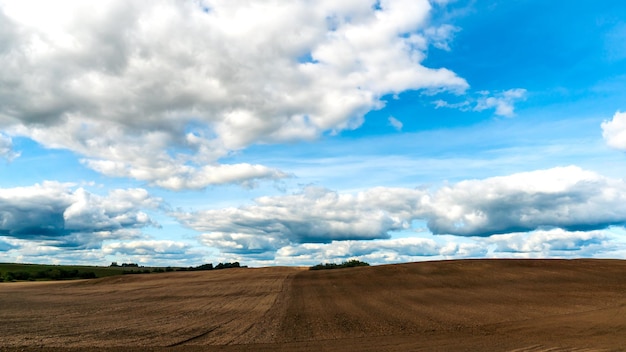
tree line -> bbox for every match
[176,262,244,271]
[119,262,244,275]
[309,259,370,270]
[1,268,97,282]
[0,261,247,282]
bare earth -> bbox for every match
[1,259,625,352]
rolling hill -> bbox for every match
[1,259,625,351]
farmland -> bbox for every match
[1,259,625,351]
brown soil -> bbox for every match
[1,259,625,352]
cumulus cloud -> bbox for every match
[424,166,626,236]
[102,240,203,265]
[0,236,206,266]
[0,182,161,248]
[601,111,626,150]
[198,232,290,257]
[280,237,439,258]
[178,166,626,258]
[0,0,467,189]
[267,237,488,266]
[177,186,426,245]
[246,228,611,266]
[487,229,607,256]
[0,237,105,265]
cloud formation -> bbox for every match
[473,89,527,117]
[276,238,443,265]
[434,88,527,117]
[424,166,626,236]
[253,228,609,266]
[102,240,202,265]
[0,182,161,248]
[487,228,607,256]
[177,186,425,246]
[0,134,19,161]
[2,168,621,265]
[601,111,626,150]
[178,166,626,257]
[0,0,467,189]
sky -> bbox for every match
[2,0,626,267]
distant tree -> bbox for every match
[172,262,243,272]
[195,263,214,271]
[79,271,97,279]
[310,260,370,270]
[5,271,33,280]
[4,272,15,281]
[121,263,139,267]
[48,269,62,279]
[215,262,240,270]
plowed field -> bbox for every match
[1,259,625,351]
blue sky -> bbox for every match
[2,0,626,266]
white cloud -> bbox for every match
[433,99,470,110]
[0,0,468,189]
[0,182,161,247]
[177,166,626,258]
[474,88,527,117]
[425,166,626,236]
[0,236,207,266]
[268,236,487,266]
[0,133,19,161]
[487,228,607,255]
[434,88,527,117]
[3,167,623,265]
[275,237,442,265]
[270,228,612,265]
[424,24,460,51]
[102,240,203,265]
[177,186,425,245]
[0,236,105,265]
[198,232,289,256]
[601,111,626,150]
[388,116,404,131]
